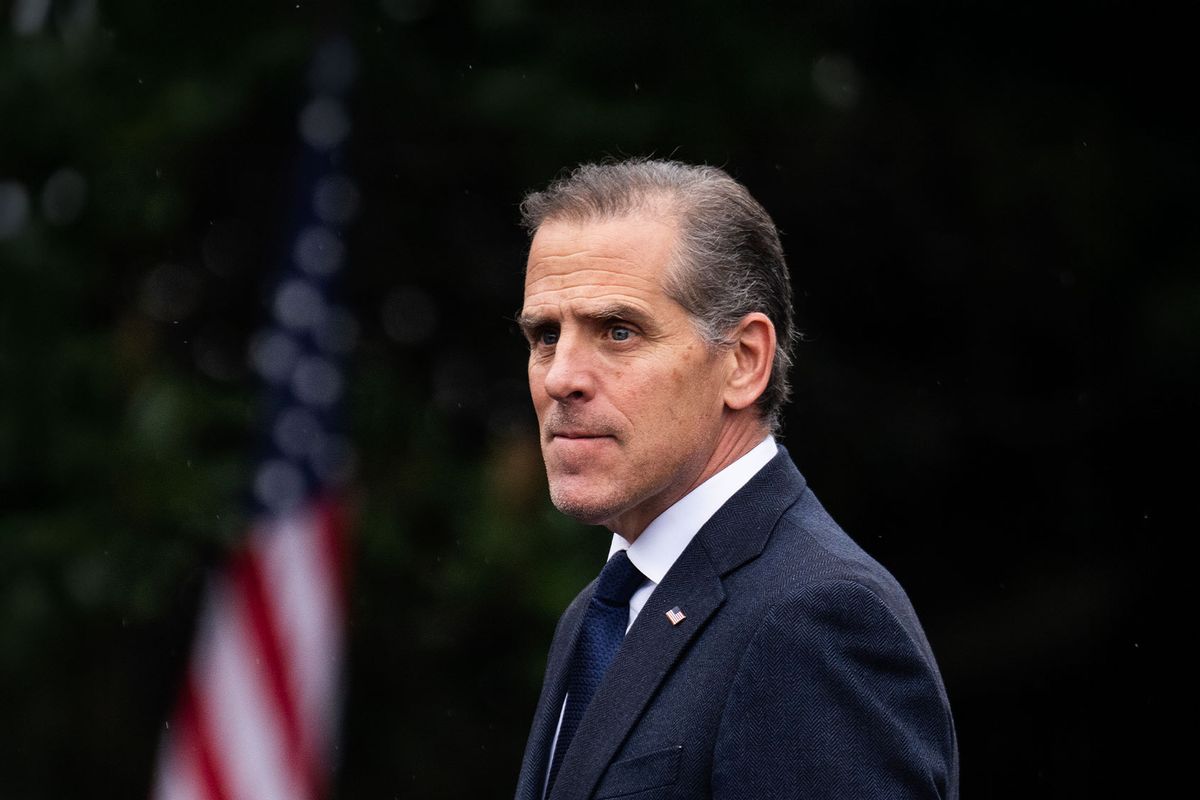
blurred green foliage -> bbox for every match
[1,1,1192,797]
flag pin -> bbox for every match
[666,606,686,626]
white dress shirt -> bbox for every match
[543,435,778,796]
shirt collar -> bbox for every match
[608,435,778,584]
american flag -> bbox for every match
[152,37,360,800]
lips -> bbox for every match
[545,427,618,450]
[546,420,615,439]
[544,412,617,443]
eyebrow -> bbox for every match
[516,302,652,336]
[514,310,547,336]
[585,302,653,328]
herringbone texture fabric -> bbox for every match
[545,551,644,795]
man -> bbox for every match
[514,159,958,800]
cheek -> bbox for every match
[527,370,550,411]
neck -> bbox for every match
[610,413,769,542]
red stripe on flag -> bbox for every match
[233,548,312,794]
[180,674,231,800]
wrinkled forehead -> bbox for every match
[523,214,679,294]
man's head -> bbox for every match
[518,159,796,539]
[521,159,795,430]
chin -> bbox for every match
[547,482,624,527]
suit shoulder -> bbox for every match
[740,487,905,599]
[725,485,939,663]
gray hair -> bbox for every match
[520,158,796,432]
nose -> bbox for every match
[541,331,595,404]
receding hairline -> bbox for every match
[523,187,686,236]
[520,159,770,242]
[523,193,706,310]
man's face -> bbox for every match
[519,214,733,539]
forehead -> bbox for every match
[522,215,678,304]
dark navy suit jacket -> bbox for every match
[515,448,959,800]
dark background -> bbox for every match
[1,1,1191,797]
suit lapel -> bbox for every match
[696,446,807,577]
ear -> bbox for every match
[723,312,776,412]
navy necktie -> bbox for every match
[546,550,645,796]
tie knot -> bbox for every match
[593,550,644,605]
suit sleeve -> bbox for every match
[712,580,957,799]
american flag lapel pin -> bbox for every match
[666,606,686,626]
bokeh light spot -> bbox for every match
[274,279,327,330]
[249,330,300,383]
[299,96,351,151]
[291,356,343,407]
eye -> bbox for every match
[538,329,559,346]
[610,326,632,342]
